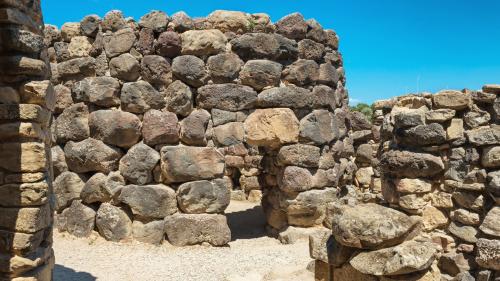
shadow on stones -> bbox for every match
[53,264,97,281]
[226,205,269,241]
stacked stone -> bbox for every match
[0,0,55,280]
[45,10,350,245]
[311,87,500,281]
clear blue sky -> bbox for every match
[42,0,500,104]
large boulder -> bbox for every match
[109,53,140,82]
[132,220,165,245]
[119,184,177,219]
[207,53,243,83]
[80,15,101,37]
[479,207,500,237]
[239,60,282,91]
[180,29,227,56]
[212,122,245,146]
[197,84,258,111]
[172,55,208,87]
[230,33,298,61]
[101,10,127,32]
[299,110,338,145]
[206,10,250,33]
[179,109,211,146]
[466,126,500,146]
[72,77,121,107]
[80,172,124,204]
[476,238,500,270]
[244,108,299,149]
[298,39,325,61]
[89,110,142,148]
[433,90,471,110]
[282,59,319,86]
[380,150,445,178]
[285,188,338,227]
[119,142,160,185]
[277,144,320,168]
[139,11,168,33]
[103,28,136,58]
[142,109,179,146]
[396,123,447,146]
[164,80,193,117]
[64,138,123,173]
[67,36,92,58]
[53,103,89,144]
[331,203,420,249]
[164,213,231,246]
[275,13,308,40]
[176,178,231,214]
[155,31,181,57]
[349,240,437,276]
[53,171,85,212]
[121,81,165,114]
[160,146,225,183]
[481,146,500,168]
[140,55,171,86]
[96,203,132,242]
[57,200,96,238]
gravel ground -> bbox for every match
[53,201,314,281]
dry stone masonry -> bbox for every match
[0,0,55,280]
[310,86,500,281]
[45,10,351,247]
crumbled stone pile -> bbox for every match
[45,9,351,246]
[0,0,55,280]
[310,86,500,280]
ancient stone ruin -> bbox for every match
[1,3,499,281]
[310,88,500,280]
[44,9,349,247]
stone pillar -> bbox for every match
[0,0,55,280]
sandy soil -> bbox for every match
[53,201,314,281]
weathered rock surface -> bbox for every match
[64,138,123,173]
[53,103,89,143]
[197,84,258,111]
[164,213,231,246]
[121,81,164,114]
[119,184,177,219]
[96,203,132,242]
[119,142,160,185]
[244,108,299,149]
[349,240,437,276]
[53,171,85,212]
[73,77,121,107]
[160,146,225,183]
[180,29,227,56]
[57,200,96,238]
[476,238,500,270]
[176,179,231,214]
[89,110,142,148]
[132,220,165,245]
[142,109,179,146]
[331,203,420,249]
[479,207,500,237]
[380,150,444,178]
[239,60,282,91]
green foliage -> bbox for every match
[350,103,373,122]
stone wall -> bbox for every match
[45,10,353,246]
[0,0,55,280]
[310,86,500,280]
